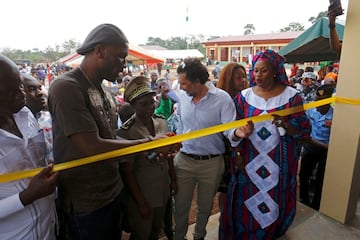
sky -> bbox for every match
[0,0,349,51]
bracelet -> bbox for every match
[329,23,336,29]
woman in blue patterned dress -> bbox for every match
[219,49,311,239]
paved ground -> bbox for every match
[185,201,360,240]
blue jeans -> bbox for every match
[66,194,123,240]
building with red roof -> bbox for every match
[203,31,303,64]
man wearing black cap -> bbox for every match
[48,24,169,239]
[299,84,335,211]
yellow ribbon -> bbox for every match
[0,96,357,183]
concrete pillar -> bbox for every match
[320,0,360,223]
[217,46,221,62]
[240,46,243,62]
[228,47,231,62]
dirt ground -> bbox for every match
[121,189,220,239]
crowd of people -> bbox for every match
[0,1,343,238]
[18,62,72,89]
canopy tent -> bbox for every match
[64,54,82,68]
[57,52,80,64]
[127,43,166,64]
[58,43,165,68]
[278,17,344,63]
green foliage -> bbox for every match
[280,22,305,32]
[244,24,256,35]
[167,37,188,50]
[62,39,81,53]
[0,39,80,64]
[145,34,206,56]
[308,11,328,24]
[280,10,326,33]
[145,37,167,48]
[207,35,221,41]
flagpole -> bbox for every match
[186,7,189,49]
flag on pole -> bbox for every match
[186,7,189,22]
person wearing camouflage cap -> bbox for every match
[117,76,178,240]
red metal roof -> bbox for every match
[203,31,304,45]
[57,52,80,63]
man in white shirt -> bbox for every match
[173,58,251,240]
[22,73,54,163]
[0,54,58,239]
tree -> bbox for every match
[207,35,221,41]
[280,22,305,32]
[186,34,206,55]
[0,39,81,64]
[145,37,167,48]
[62,39,81,54]
[43,46,61,63]
[308,11,328,24]
[243,24,255,35]
[145,35,206,55]
[166,37,188,50]
[1,48,18,61]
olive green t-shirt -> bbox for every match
[48,68,122,214]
